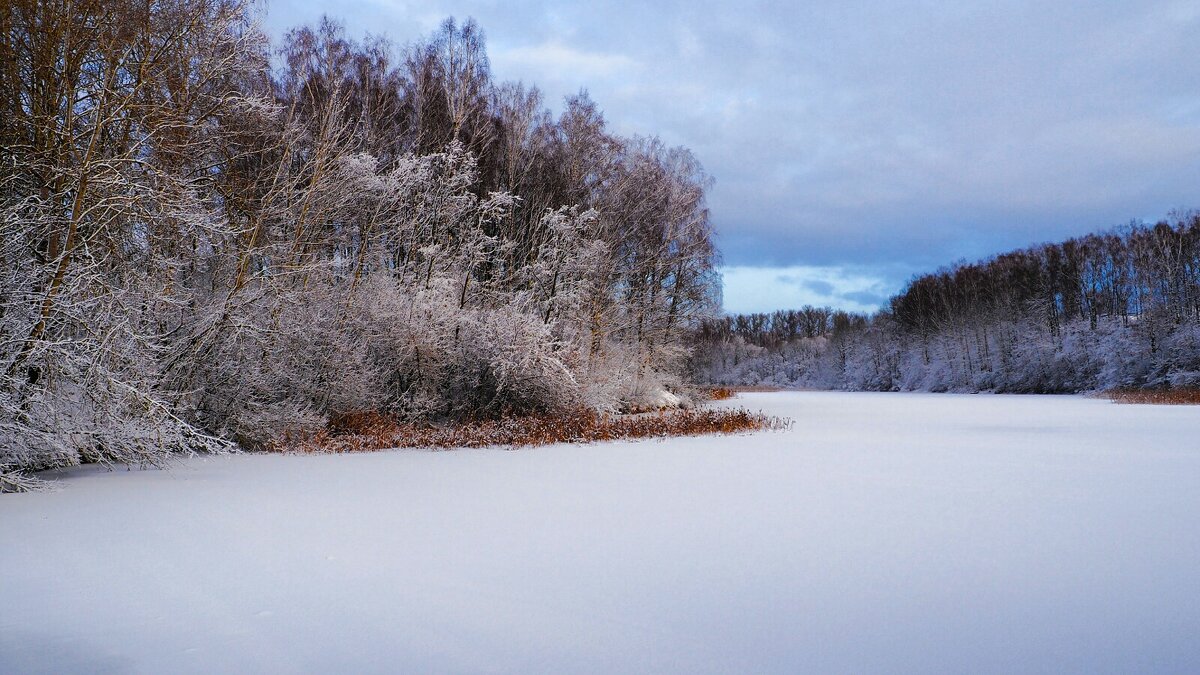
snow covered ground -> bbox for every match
[3,392,1199,674]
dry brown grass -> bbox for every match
[270,407,790,454]
[706,387,737,401]
[1101,388,1200,405]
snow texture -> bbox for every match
[3,392,1199,673]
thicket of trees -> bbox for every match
[694,215,1200,393]
[0,1,719,489]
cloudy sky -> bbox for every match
[264,0,1200,314]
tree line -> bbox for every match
[694,214,1200,392]
[0,0,719,488]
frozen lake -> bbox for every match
[3,392,1199,673]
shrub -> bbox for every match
[271,407,790,454]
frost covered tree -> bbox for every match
[694,216,1200,394]
[0,0,265,488]
[0,4,721,489]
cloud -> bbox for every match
[802,279,835,296]
[840,290,889,307]
[721,265,907,314]
[492,40,637,82]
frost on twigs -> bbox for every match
[271,408,791,454]
[0,362,235,492]
[0,470,58,494]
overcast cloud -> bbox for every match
[264,0,1200,313]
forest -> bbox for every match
[0,1,721,489]
[694,215,1200,393]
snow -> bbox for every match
[3,392,1200,673]
[644,386,683,409]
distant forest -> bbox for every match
[1,1,719,485]
[694,215,1200,393]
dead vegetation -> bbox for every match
[271,408,790,454]
[1102,388,1200,405]
[706,387,737,400]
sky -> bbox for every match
[263,0,1200,314]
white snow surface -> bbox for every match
[3,392,1199,674]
